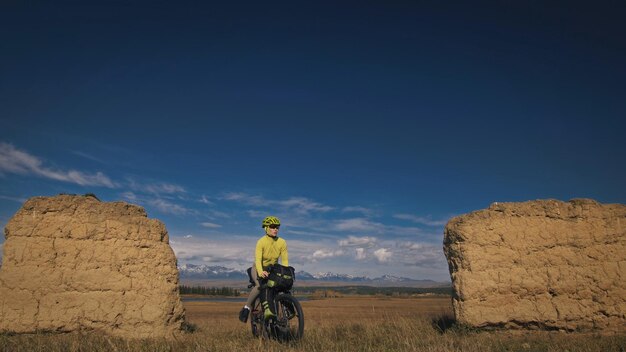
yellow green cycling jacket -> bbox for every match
[255,234,288,275]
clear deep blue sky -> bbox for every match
[1,1,625,280]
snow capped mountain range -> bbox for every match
[178,264,247,279]
[177,264,442,285]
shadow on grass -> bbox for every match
[432,314,457,333]
[181,322,198,333]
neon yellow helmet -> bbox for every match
[261,216,281,228]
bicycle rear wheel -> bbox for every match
[273,293,304,341]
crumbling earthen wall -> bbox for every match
[444,199,625,332]
[0,195,185,339]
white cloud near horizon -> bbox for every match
[395,241,448,269]
[170,235,252,266]
[355,247,367,260]
[338,235,378,248]
[0,142,117,188]
[169,234,449,280]
[373,248,392,263]
[312,249,345,260]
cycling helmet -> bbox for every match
[261,216,281,228]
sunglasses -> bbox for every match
[268,224,280,229]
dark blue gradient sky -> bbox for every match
[1,1,625,280]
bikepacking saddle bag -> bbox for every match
[266,264,295,291]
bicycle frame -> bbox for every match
[250,287,304,341]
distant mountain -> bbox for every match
[307,271,369,282]
[178,264,247,280]
[177,264,446,287]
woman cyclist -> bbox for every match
[239,216,288,322]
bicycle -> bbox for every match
[247,266,304,341]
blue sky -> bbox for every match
[1,1,625,281]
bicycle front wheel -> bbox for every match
[250,297,267,338]
[274,293,304,341]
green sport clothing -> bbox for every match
[255,235,288,276]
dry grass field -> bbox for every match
[1,295,624,352]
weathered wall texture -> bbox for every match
[444,199,625,332]
[0,195,185,339]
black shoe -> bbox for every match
[239,307,250,323]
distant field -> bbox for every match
[184,295,452,326]
[1,296,624,351]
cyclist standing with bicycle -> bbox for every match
[239,216,288,323]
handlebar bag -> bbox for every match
[267,264,295,291]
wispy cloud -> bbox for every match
[246,209,267,219]
[121,192,192,216]
[71,150,108,165]
[146,183,186,194]
[223,192,264,205]
[200,222,222,228]
[224,192,333,214]
[121,191,138,202]
[199,195,213,205]
[0,142,117,188]
[207,210,231,218]
[284,229,342,240]
[147,198,190,215]
[342,206,375,216]
[0,195,28,203]
[127,178,186,195]
[393,213,449,227]
[277,197,333,213]
[334,218,383,232]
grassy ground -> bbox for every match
[1,296,624,352]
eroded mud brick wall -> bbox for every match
[0,195,185,339]
[444,199,625,332]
